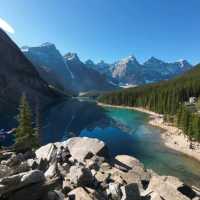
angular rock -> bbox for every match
[66,137,109,162]
[7,182,45,200]
[45,162,57,179]
[100,162,112,172]
[68,187,104,200]
[110,168,143,192]
[107,182,122,200]
[0,164,11,178]
[62,179,74,194]
[36,143,57,163]
[69,165,94,187]
[95,171,109,183]
[144,175,191,200]
[68,187,93,200]
[47,190,65,200]
[0,170,45,195]
[121,183,141,200]
[115,155,143,171]
[0,151,14,161]
[27,159,38,169]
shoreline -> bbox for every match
[97,102,200,162]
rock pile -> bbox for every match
[0,137,199,200]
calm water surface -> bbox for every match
[0,99,191,187]
[40,99,200,187]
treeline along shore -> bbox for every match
[97,63,200,163]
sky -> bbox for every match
[0,0,200,64]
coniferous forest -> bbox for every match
[99,64,200,141]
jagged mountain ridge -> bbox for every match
[22,45,117,93]
[0,29,57,115]
[64,53,117,92]
[86,55,193,85]
[21,43,74,92]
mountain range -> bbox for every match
[21,44,117,94]
[86,55,193,86]
[0,26,194,118]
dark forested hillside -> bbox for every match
[99,64,200,141]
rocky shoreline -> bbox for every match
[97,103,200,163]
[0,137,199,200]
[149,116,200,162]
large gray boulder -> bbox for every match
[45,162,57,179]
[68,165,94,187]
[115,155,144,171]
[0,170,45,195]
[47,190,65,200]
[35,143,57,163]
[6,182,45,200]
[107,182,122,200]
[121,183,141,200]
[0,164,11,178]
[68,187,93,200]
[143,175,192,200]
[66,137,109,162]
[68,187,104,200]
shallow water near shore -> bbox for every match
[41,100,200,187]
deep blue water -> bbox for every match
[1,99,200,187]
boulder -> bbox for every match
[144,175,191,200]
[35,143,57,163]
[0,151,14,161]
[115,155,143,171]
[107,182,122,200]
[69,165,94,187]
[66,137,109,162]
[121,183,141,200]
[0,164,11,178]
[0,170,45,195]
[11,161,30,174]
[68,187,93,200]
[47,190,65,200]
[95,171,110,183]
[7,182,45,200]
[45,162,57,179]
[100,162,112,172]
[3,153,23,167]
[68,187,104,200]
[147,192,163,200]
[110,168,144,192]
[62,179,74,194]
[27,159,38,169]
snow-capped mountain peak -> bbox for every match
[119,55,138,65]
[40,42,55,48]
[64,52,80,62]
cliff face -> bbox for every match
[0,137,198,200]
[0,29,57,114]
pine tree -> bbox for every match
[15,94,39,152]
[34,99,41,146]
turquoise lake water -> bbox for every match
[41,100,200,187]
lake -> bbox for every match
[41,99,200,187]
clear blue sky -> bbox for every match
[0,0,200,64]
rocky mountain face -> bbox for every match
[21,43,74,92]
[22,45,117,94]
[0,137,199,200]
[64,53,117,93]
[0,29,57,114]
[87,56,193,86]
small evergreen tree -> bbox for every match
[15,94,39,152]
